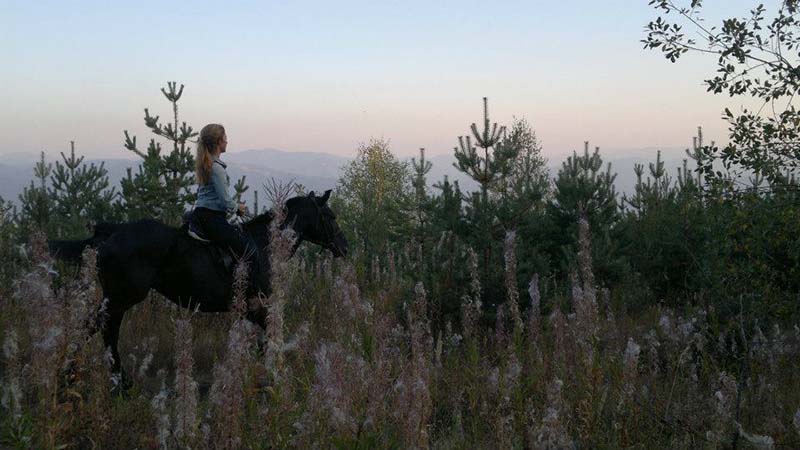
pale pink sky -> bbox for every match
[1,0,758,161]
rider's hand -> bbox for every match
[237,203,247,217]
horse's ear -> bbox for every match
[321,189,331,204]
[307,191,316,198]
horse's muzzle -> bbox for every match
[331,231,348,257]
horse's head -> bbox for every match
[285,190,348,257]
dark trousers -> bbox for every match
[193,207,261,285]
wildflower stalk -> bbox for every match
[173,316,199,447]
[208,319,257,450]
[231,260,249,317]
[151,370,171,450]
[401,282,433,449]
[1,329,23,418]
[16,231,79,446]
[707,371,737,446]
[615,338,641,440]
[572,216,599,368]
[529,378,573,449]
[208,245,259,449]
[19,231,61,393]
[73,248,111,441]
[460,248,481,342]
[264,197,296,373]
[503,230,523,344]
[527,274,542,362]
[549,308,567,375]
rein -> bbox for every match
[236,198,343,257]
[309,200,345,255]
[237,208,303,257]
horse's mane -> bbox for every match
[242,210,274,236]
[243,195,309,234]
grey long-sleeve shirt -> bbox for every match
[195,157,237,214]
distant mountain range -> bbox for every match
[0,146,697,207]
[0,149,349,206]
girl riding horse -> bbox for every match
[189,123,260,287]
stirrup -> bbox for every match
[188,228,210,243]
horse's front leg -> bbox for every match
[102,310,130,391]
[246,303,268,330]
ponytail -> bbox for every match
[196,123,225,185]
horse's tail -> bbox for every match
[49,238,94,263]
[48,222,120,263]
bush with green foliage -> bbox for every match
[333,138,413,257]
[644,0,800,187]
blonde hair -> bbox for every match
[196,123,226,185]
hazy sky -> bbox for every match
[1,0,762,160]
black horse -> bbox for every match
[48,190,347,380]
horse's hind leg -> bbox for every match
[246,304,268,330]
[61,303,116,384]
[101,290,149,390]
[97,249,158,389]
[103,311,124,372]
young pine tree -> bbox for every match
[496,118,550,285]
[430,175,463,236]
[620,147,708,302]
[411,148,434,257]
[17,152,53,236]
[494,118,549,228]
[452,98,519,292]
[49,141,119,238]
[549,142,623,283]
[120,82,197,225]
[0,195,24,285]
[453,98,519,194]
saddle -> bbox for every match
[181,212,235,274]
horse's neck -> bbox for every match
[243,209,303,252]
[243,212,275,243]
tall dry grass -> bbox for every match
[2,218,800,449]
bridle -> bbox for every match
[299,200,345,256]
[236,199,345,257]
